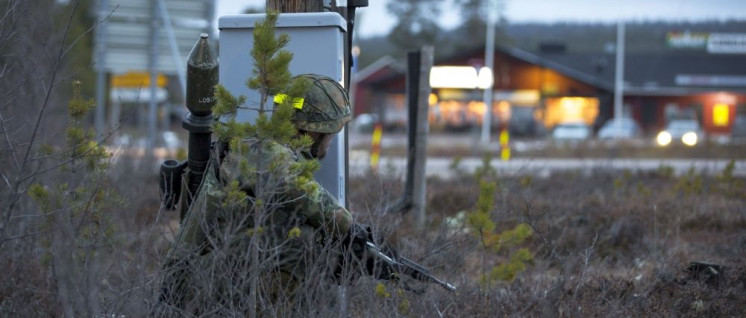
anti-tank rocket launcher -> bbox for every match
[159,33,218,218]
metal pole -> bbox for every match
[337,3,368,316]
[337,0,367,211]
[157,0,186,93]
[94,0,109,138]
[204,0,217,39]
[614,21,625,134]
[147,0,160,155]
[480,0,497,144]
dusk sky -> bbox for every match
[216,0,746,38]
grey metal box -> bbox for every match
[218,12,348,204]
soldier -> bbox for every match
[159,74,359,316]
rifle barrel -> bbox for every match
[366,241,457,292]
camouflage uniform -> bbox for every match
[160,74,353,315]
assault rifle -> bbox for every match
[364,239,457,293]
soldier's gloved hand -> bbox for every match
[333,223,373,284]
[345,224,401,280]
[347,223,372,260]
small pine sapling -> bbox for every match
[26,81,120,316]
[466,155,533,286]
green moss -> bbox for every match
[287,227,302,239]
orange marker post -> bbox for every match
[499,127,510,161]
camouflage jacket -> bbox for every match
[165,138,352,288]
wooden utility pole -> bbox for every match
[413,46,433,231]
[267,0,324,13]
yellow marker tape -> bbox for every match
[273,94,305,109]
[501,148,511,161]
[371,125,383,145]
[370,124,383,172]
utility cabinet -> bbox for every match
[218,12,348,204]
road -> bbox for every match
[347,131,746,178]
[110,131,746,178]
[349,154,746,178]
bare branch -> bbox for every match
[0,110,20,169]
[61,4,119,59]
[0,172,10,189]
[18,0,79,173]
[4,0,84,231]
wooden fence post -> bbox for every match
[266,0,324,13]
[413,46,433,231]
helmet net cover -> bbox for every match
[291,74,352,134]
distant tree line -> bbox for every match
[357,13,746,69]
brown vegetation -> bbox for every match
[349,164,746,317]
[2,1,744,316]
[4,131,746,317]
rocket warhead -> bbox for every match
[186,33,218,117]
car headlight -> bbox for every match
[682,132,698,146]
[656,131,672,146]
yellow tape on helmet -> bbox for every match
[273,94,305,109]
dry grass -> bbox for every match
[3,148,745,317]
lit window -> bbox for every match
[713,103,730,127]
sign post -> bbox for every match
[93,0,214,139]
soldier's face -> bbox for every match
[304,131,335,159]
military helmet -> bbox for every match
[290,74,351,134]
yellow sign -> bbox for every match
[712,103,730,127]
[273,94,305,109]
[111,72,168,88]
[428,93,438,106]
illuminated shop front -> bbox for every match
[354,42,746,136]
[700,92,742,133]
[429,89,541,130]
[543,97,600,128]
[628,91,746,136]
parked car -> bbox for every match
[598,118,642,139]
[732,115,746,141]
[552,122,591,140]
[352,113,379,132]
[656,119,702,146]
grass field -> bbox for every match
[347,160,746,317]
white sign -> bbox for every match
[666,31,708,49]
[111,87,168,103]
[95,0,214,74]
[707,33,746,54]
[430,66,493,89]
[675,74,746,87]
